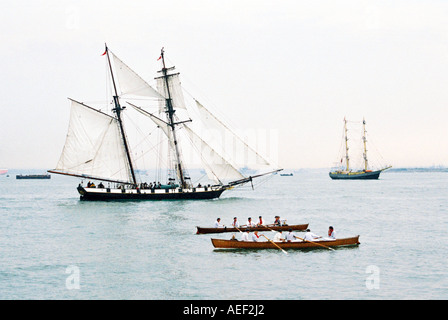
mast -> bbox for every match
[362,117,368,171]
[159,48,187,188]
[344,117,350,171]
[104,44,137,186]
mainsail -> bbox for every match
[49,99,134,184]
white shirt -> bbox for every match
[214,221,224,228]
[256,218,265,226]
[251,233,260,242]
[273,232,284,242]
[304,231,320,241]
[241,232,250,241]
[328,230,336,239]
[246,220,257,227]
[285,232,296,242]
[232,220,240,228]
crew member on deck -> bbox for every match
[328,226,336,239]
[231,217,239,228]
[214,218,224,228]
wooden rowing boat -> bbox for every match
[211,236,360,250]
[196,224,309,234]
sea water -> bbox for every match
[0,169,447,300]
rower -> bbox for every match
[231,217,239,228]
[251,231,261,242]
[303,229,322,241]
[256,216,265,227]
[241,229,250,241]
[273,215,282,226]
[328,226,336,239]
[273,230,285,242]
[285,229,298,242]
[246,217,256,228]
[214,218,224,228]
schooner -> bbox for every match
[49,45,281,200]
[329,117,391,180]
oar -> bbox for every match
[263,225,281,233]
[295,236,335,251]
[234,226,243,233]
[261,234,288,255]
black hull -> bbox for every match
[329,170,381,180]
[16,175,51,179]
[77,186,225,201]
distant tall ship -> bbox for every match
[49,45,281,200]
[329,117,391,180]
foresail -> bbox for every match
[110,51,165,100]
[51,99,134,184]
[183,124,245,184]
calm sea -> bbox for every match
[1,168,447,300]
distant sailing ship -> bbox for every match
[329,118,391,180]
[49,45,281,200]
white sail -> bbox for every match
[128,103,187,183]
[195,100,272,169]
[110,51,165,100]
[156,73,187,110]
[51,99,134,184]
[183,124,245,184]
[129,103,243,184]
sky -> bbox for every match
[1,0,448,169]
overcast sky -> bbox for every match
[1,0,447,169]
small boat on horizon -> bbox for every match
[16,174,51,179]
[329,117,391,180]
[280,173,293,176]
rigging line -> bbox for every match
[195,99,273,167]
[122,111,159,152]
[192,172,208,185]
[184,123,245,180]
[181,85,243,141]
